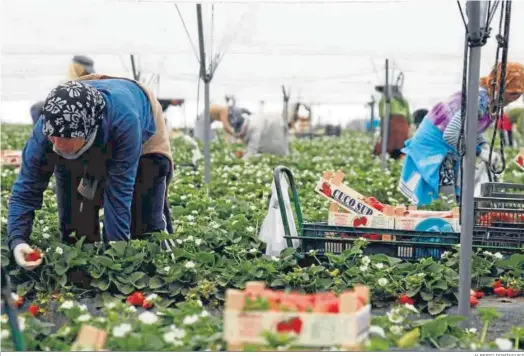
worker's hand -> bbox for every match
[13,243,44,270]
[479,147,501,168]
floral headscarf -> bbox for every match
[42,81,106,139]
[480,62,524,99]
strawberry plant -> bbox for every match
[1,124,523,351]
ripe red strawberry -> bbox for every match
[126,291,145,306]
[289,317,303,334]
[492,280,502,289]
[474,291,485,299]
[516,155,524,167]
[326,300,339,313]
[506,288,519,298]
[25,250,42,262]
[142,301,153,309]
[276,320,290,333]
[493,287,507,297]
[28,304,39,316]
[372,202,385,212]
[469,296,479,307]
[398,294,415,305]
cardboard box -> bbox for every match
[317,170,461,238]
[71,325,107,351]
[395,216,460,232]
[224,282,370,351]
[328,203,460,233]
[328,210,395,229]
[315,171,384,216]
[514,148,524,171]
[0,150,22,167]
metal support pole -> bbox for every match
[196,4,211,185]
[282,85,290,129]
[458,0,483,325]
[130,55,140,81]
[381,59,391,171]
[368,95,376,133]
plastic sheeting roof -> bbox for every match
[1,0,524,125]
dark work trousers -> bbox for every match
[54,152,173,245]
[506,130,513,147]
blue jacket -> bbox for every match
[399,118,458,206]
[7,79,155,250]
[399,118,483,206]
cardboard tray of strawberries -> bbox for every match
[0,150,22,167]
[224,281,371,351]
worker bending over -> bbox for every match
[399,62,524,206]
[8,75,174,270]
[237,111,289,159]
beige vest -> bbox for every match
[75,74,173,165]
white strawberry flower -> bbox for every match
[18,317,26,331]
[138,311,158,325]
[183,315,199,325]
[112,323,132,338]
[389,325,403,335]
[495,338,512,351]
[1,329,10,340]
[60,300,75,310]
[77,314,91,322]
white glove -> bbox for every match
[13,243,44,270]
[479,148,501,168]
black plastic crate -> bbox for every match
[296,222,460,261]
[473,197,524,250]
[480,183,524,199]
[273,165,523,263]
[474,197,524,228]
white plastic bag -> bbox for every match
[259,174,300,256]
